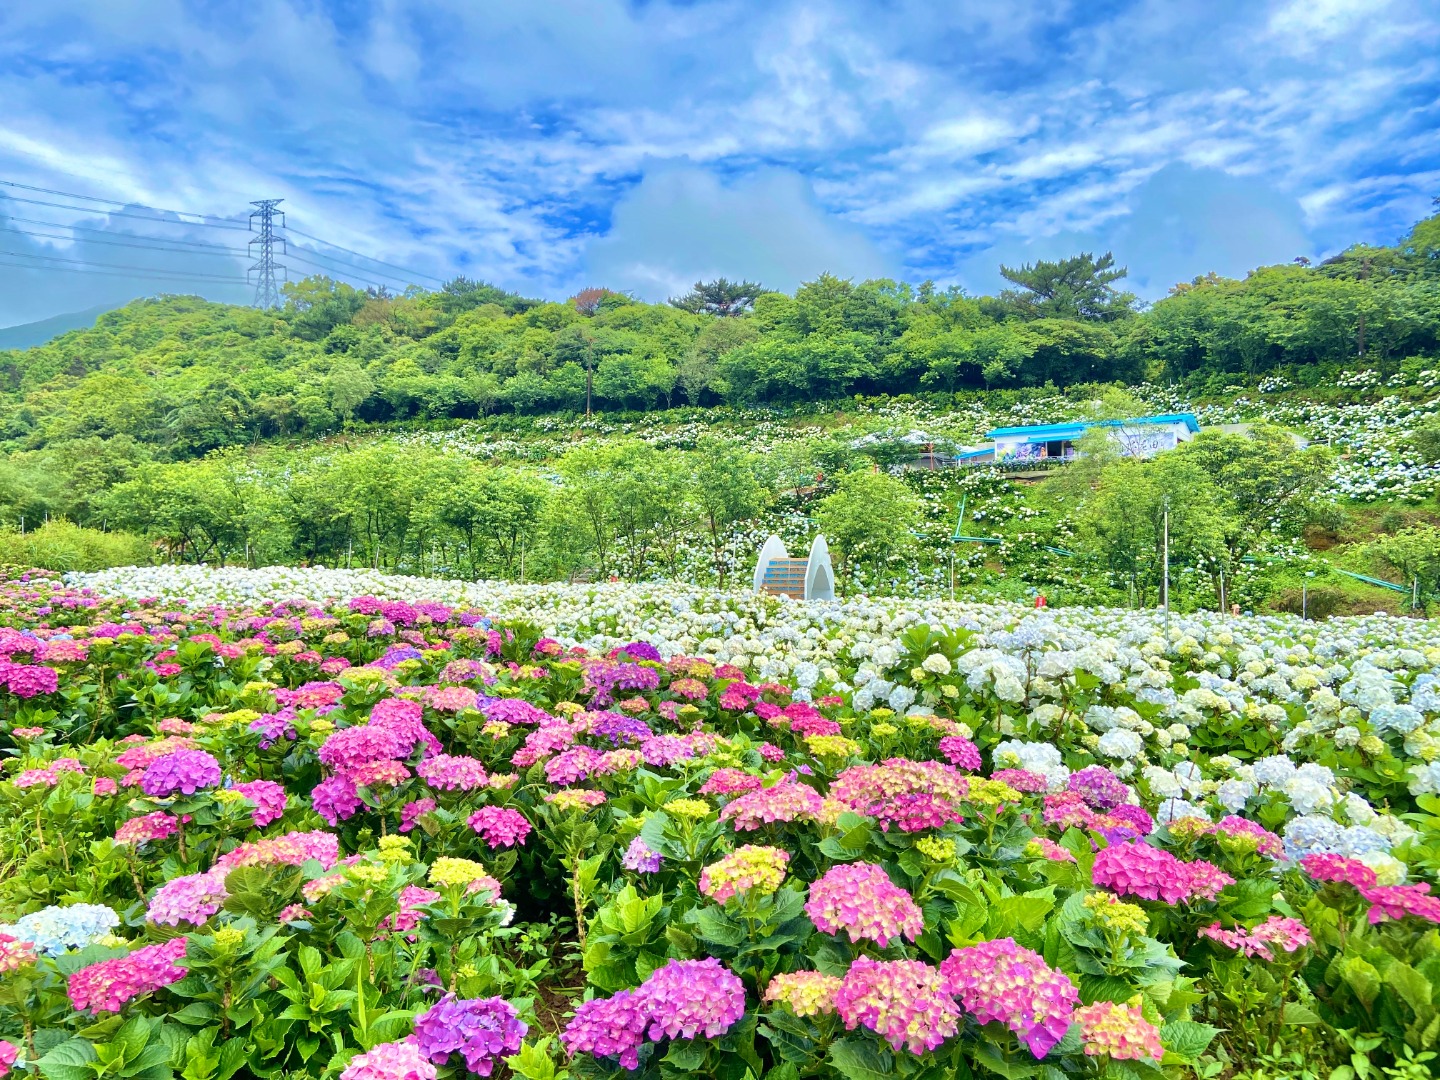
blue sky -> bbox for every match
[0,0,1438,326]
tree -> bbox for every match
[669,278,766,317]
[1072,455,1230,607]
[1370,524,1440,605]
[570,288,618,316]
[692,439,767,586]
[815,471,922,592]
[991,252,1139,322]
[1174,427,1334,561]
[326,362,375,423]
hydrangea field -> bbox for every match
[0,566,1438,1080]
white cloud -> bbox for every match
[582,165,893,300]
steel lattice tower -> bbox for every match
[248,199,287,308]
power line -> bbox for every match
[0,249,249,283]
[0,258,247,286]
[284,223,446,284]
[0,193,250,230]
[0,225,248,258]
[3,215,248,253]
[0,178,247,230]
[283,248,412,289]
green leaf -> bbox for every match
[37,1038,99,1080]
[1384,960,1434,1014]
[1159,1020,1220,1060]
[827,1038,894,1080]
[1281,1002,1324,1026]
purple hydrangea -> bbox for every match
[562,990,649,1070]
[618,641,663,663]
[311,775,363,825]
[636,958,746,1041]
[622,836,663,874]
[588,711,655,745]
[1068,766,1130,811]
[141,750,222,797]
[412,994,527,1077]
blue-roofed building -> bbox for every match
[984,413,1201,464]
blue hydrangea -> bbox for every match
[1335,826,1390,858]
[1369,704,1424,735]
[0,903,120,955]
[1282,814,1344,860]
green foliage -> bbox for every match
[0,521,152,572]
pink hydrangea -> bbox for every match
[1362,883,1440,925]
[991,769,1049,793]
[828,758,968,832]
[400,798,437,833]
[69,937,189,1013]
[1199,916,1312,957]
[114,812,180,846]
[231,780,287,827]
[719,781,823,831]
[834,958,960,1055]
[417,754,488,791]
[338,1039,437,1080]
[1301,853,1378,890]
[698,769,765,797]
[805,863,923,948]
[147,868,228,927]
[214,829,340,872]
[941,938,1078,1058]
[467,806,532,848]
[1074,999,1163,1061]
[938,736,982,771]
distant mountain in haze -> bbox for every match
[0,304,117,351]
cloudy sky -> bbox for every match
[1,0,1437,326]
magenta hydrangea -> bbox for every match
[141,749,222,797]
[68,937,189,1013]
[561,990,649,1070]
[635,958,747,1041]
[941,938,1079,1058]
[231,780,287,827]
[411,994,527,1077]
[1068,766,1130,810]
[466,806,532,848]
[834,957,960,1054]
[805,862,923,948]
[1092,842,1233,905]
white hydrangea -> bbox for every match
[1096,729,1143,760]
[921,653,952,676]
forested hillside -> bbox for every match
[0,212,1436,461]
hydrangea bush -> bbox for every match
[0,569,1434,1078]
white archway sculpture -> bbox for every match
[753,533,835,601]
